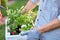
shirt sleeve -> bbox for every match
[31,0,38,4]
[58,15,60,21]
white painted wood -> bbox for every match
[5,19,27,40]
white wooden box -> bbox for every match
[5,19,27,40]
[5,27,27,40]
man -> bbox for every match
[21,0,60,40]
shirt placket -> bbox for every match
[35,0,45,27]
[37,0,45,22]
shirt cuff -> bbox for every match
[58,15,60,21]
[31,0,38,4]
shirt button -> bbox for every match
[40,9,42,11]
[37,19,39,21]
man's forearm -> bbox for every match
[23,0,39,12]
[38,18,60,33]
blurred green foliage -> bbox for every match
[1,0,8,16]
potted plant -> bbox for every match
[6,6,34,35]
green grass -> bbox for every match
[0,25,5,40]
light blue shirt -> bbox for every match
[31,0,60,40]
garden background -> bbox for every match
[0,0,38,40]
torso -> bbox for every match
[35,0,60,40]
